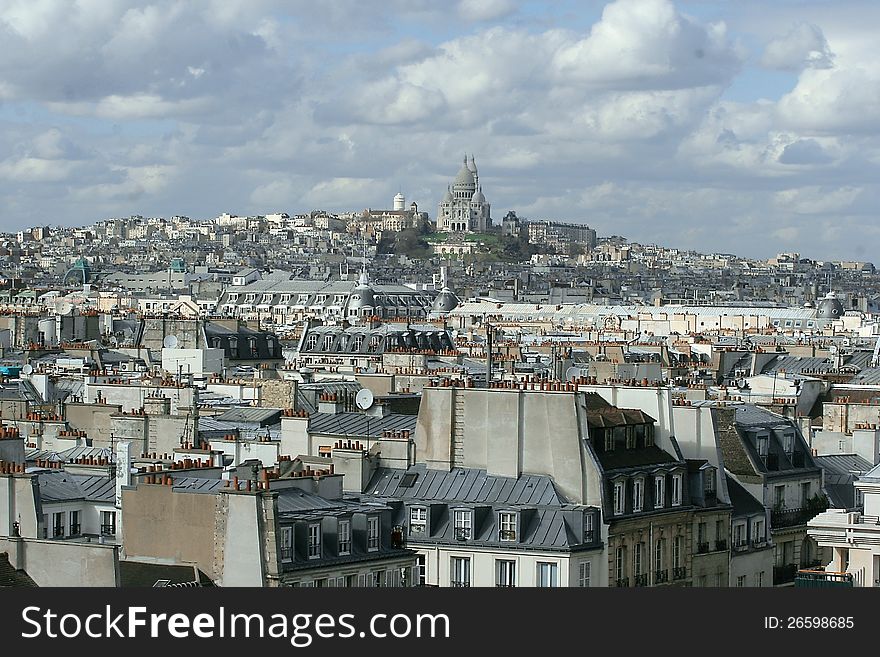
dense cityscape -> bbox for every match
[0,153,877,589]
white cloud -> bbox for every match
[0,156,75,182]
[456,0,518,22]
[761,23,835,71]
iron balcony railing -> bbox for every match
[672,567,687,580]
[715,539,727,551]
[280,547,293,560]
[100,524,116,536]
[794,569,854,588]
[634,573,648,587]
[615,578,630,588]
[771,507,817,528]
[450,581,471,588]
[499,529,517,541]
[654,570,668,584]
[697,541,710,554]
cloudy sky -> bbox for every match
[0,0,878,260]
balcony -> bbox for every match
[794,569,854,588]
[100,524,116,536]
[634,573,648,587]
[69,524,81,536]
[672,566,687,580]
[697,541,710,554]
[280,547,293,561]
[773,564,798,585]
[450,581,471,588]
[615,578,630,588]
[715,539,727,551]
[733,539,749,552]
[654,570,668,584]
[752,536,767,548]
[771,507,816,529]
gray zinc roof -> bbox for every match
[308,412,417,438]
[364,465,567,506]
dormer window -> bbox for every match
[671,473,682,507]
[453,509,472,540]
[626,426,636,449]
[613,481,625,515]
[306,334,318,350]
[704,468,716,496]
[410,507,427,536]
[584,512,595,543]
[308,523,321,559]
[654,475,666,509]
[756,435,769,457]
[604,431,615,452]
[498,512,517,541]
[367,516,380,551]
[633,478,644,512]
[322,335,334,351]
[645,424,655,447]
[783,433,794,454]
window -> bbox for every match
[644,424,655,448]
[579,562,592,588]
[281,527,293,561]
[616,546,627,582]
[496,560,516,587]
[757,435,769,457]
[604,431,615,451]
[100,511,116,536]
[305,334,318,350]
[53,512,65,538]
[801,482,811,507]
[410,507,427,536]
[453,510,472,540]
[626,427,636,449]
[41,514,48,539]
[654,475,665,508]
[338,520,351,555]
[417,554,427,586]
[498,512,517,541]
[757,571,764,587]
[451,557,471,587]
[671,473,682,506]
[753,519,765,544]
[715,571,724,587]
[737,575,747,587]
[613,481,625,515]
[704,468,716,495]
[633,542,644,577]
[308,524,321,559]
[654,538,664,573]
[584,512,594,543]
[69,510,81,536]
[322,335,334,351]
[373,570,386,588]
[633,478,644,512]
[536,562,558,588]
[783,433,794,454]
[673,536,682,568]
[774,485,785,509]
[367,516,380,550]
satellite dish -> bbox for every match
[57,301,73,316]
[355,388,374,410]
[22,364,33,375]
[163,335,179,349]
